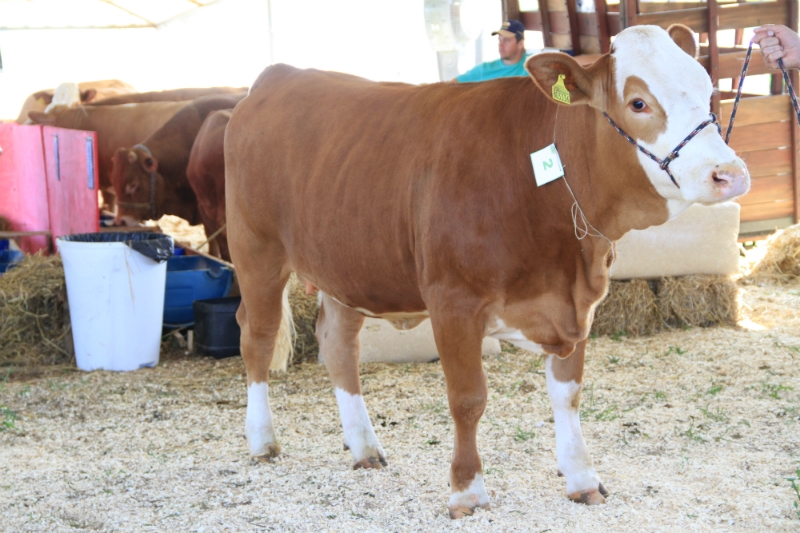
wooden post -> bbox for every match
[708,0,720,117]
[790,0,800,223]
[565,0,582,55]
[594,0,610,54]
[622,0,637,30]
[503,0,521,23]
[537,0,553,47]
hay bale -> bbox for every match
[592,274,738,337]
[591,279,660,337]
[748,224,800,283]
[0,253,73,372]
[287,274,320,363]
[657,274,738,328]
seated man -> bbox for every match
[456,20,528,83]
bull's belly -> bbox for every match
[486,319,545,354]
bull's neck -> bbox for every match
[143,122,199,224]
[550,103,669,242]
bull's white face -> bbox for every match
[611,26,750,218]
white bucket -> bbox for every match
[58,235,171,371]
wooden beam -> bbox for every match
[791,0,799,223]
[708,0,720,117]
[565,0,582,54]
[594,0,610,53]
[504,0,521,23]
[537,0,554,47]
[0,230,51,238]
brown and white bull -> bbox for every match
[225,25,749,517]
[111,93,245,228]
[15,79,136,124]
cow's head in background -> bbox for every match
[526,24,749,219]
[111,145,160,226]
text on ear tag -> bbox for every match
[552,74,571,105]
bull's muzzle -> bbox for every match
[710,162,750,200]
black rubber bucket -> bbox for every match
[193,296,241,359]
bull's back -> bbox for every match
[228,67,435,308]
[227,65,529,311]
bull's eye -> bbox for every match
[145,158,154,167]
[630,99,647,112]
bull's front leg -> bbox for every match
[429,308,490,519]
[317,293,387,469]
[546,340,608,504]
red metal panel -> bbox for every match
[42,127,99,245]
[0,123,50,253]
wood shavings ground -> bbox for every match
[1,261,799,532]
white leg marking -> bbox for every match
[246,382,277,457]
[334,388,385,463]
[449,473,489,510]
[545,356,602,495]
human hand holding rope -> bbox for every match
[751,24,800,70]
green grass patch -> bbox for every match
[0,405,16,431]
[788,467,800,520]
[514,426,535,442]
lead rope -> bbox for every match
[727,43,800,142]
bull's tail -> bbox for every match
[269,284,295,372]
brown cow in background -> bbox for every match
[186,109,231,261]
[28,101,189,209]
[112,93,245,231]
[15,79,136,124]
[87,87,248,106]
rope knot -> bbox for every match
[659,152,679,170]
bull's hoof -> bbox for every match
[250,443,281,462]
[352,455,387,470]
[568,483,609,505]
[448,502,488,519]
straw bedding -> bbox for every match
[1,279,798,532]
[747,224,800,283]
[0,254,73,374]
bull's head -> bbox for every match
[111,146,160,226]
[525,24,749,219]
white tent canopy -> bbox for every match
[0,0,219,30]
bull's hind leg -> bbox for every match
[235,245,293,461]
[428,307,489,518]
[546,340,608,504]
[316,293,386,469]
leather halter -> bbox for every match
[116,144,157,220]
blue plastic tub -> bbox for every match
[163,255,233,327]
[0,249,23,274]
[0,240,8,252]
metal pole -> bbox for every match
[267,0,275,65]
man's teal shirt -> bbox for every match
[456,54,530,83]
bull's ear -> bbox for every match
[81,88,98,103]
[667,24,697,58]
[32,90,54,105]
[27,111,57,125]
[525,53,597,106]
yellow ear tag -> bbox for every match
[551,74,571,105]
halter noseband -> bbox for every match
[116,143,157,220]
[601,111,722,189]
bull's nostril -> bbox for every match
[712,172,728,185]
